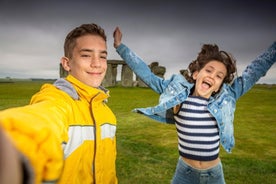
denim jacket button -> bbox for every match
[214,109,217,113]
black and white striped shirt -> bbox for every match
[174,96,220,161]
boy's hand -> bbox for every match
[0,127,22,184]
[113,26,122,48]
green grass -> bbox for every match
[0,82,275,183]
[0,81,49,109]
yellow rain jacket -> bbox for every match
[0,75,117,184]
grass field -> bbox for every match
[0,81,275,183]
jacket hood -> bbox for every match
[54,75,110,102]
[54,78,79,100]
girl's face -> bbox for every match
[192,60,227,99]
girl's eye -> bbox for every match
[217,75,224,80]
[100,56,107,59]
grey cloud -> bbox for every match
[0,0,275,83]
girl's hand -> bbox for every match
[113,26,122,48]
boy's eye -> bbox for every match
[81,54,90,57]
[100,55,107,59]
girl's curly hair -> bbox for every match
[184,44,237,84]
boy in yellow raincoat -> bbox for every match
[0,23,117,184]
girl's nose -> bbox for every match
[208,72,216,80]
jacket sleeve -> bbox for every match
[116,43,171,94]
[231,42,276,99]
[0,86,71,184]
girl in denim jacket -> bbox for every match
[113,27,276,184]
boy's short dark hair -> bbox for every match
[64,23,107,58]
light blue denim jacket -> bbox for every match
[116,42,276,153]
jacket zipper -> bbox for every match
[89,94,99,184]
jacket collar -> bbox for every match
[54,75,109,102]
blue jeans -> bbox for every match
[171,157,226,184]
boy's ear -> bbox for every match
[60,57,71,72]
[192,71,198,80]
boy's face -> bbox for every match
[192,60,227,99]
[61,34,107,88]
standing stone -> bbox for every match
[151,62,166,78]
[102,63,118,87]
[137,76,148,87]
[180,69,189,78]
[121,64,133,87]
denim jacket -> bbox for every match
[116,42,276,153]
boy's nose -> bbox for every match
[90,56,101,67]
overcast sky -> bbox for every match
[0,0,275,83]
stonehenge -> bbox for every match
[59,60,166,87]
